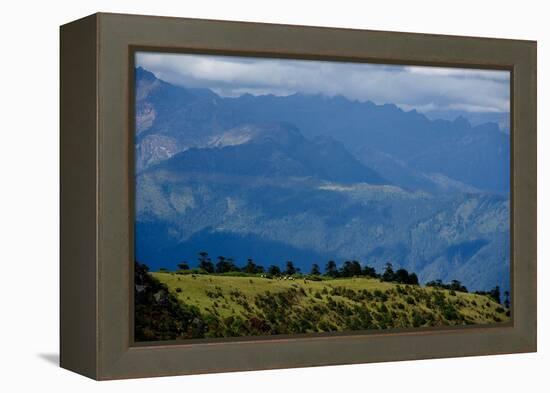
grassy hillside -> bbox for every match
[135,267,509,341]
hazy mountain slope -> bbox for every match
[152,123,386,185]
[136,161,509,292]
[134,67,510,194]
[134,67,510,293]
[218,94,509,193]
[352,145,479,194]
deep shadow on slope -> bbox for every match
[135,226,336,272]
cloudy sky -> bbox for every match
[136,51,510,128]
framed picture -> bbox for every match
[60,13,537,380]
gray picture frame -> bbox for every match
[60,12,537,380]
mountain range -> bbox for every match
[134,66,510,292]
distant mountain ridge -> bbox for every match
[150,122,387,185]
[135,67,509,195]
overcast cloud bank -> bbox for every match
[136,51,510,127]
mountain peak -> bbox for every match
[453,115,472,128]
[136,66,157,82]
[151,121,386,185]
[209,122,303,149]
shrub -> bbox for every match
[325,260,338,277]
[318,321,332,332]
[284,261,297,276]
[206,287,223,299]
[381,263,395,282]
[310,263,321,276]
[241,258,264,274]
[177,262,190,270]
[267,265,281,276]
[134,262,206,341]
[427,279,468,292]
[441,303,459,321]
[373,289,388,302]
[412,311,427,327]
[362,265,378,278]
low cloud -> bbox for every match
[136,52,510,115]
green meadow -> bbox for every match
[136,270,509,340]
